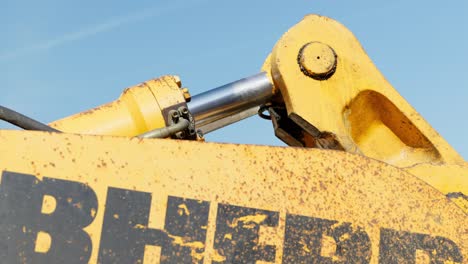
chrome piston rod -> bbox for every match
[187,72,273,133]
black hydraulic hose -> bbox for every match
[0,105,61,132]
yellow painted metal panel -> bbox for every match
[0,131,465,263]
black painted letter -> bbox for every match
[0,171,97,263]
[98,188,210,263]
[213,204,279,263]
[283,214,371,263]
[379,228,463,263]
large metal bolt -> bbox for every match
[180,106,189,116]
[171,110,180,121]
[298,42,337,80]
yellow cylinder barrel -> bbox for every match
[50,76,186,137]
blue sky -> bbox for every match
[1,0,467,159]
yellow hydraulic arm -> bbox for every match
[50,15,467,210]
[260,15,468,210]
[0,15,466,263]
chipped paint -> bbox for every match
[228,214,268,228]
[167,234,205,263]
[178,203,190,216]
[211,250,227,262]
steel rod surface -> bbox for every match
[187,72,273,128]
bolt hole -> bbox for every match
[317,56,320,59]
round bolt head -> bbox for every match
[298,42,337,80]
[171,111,180,120]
